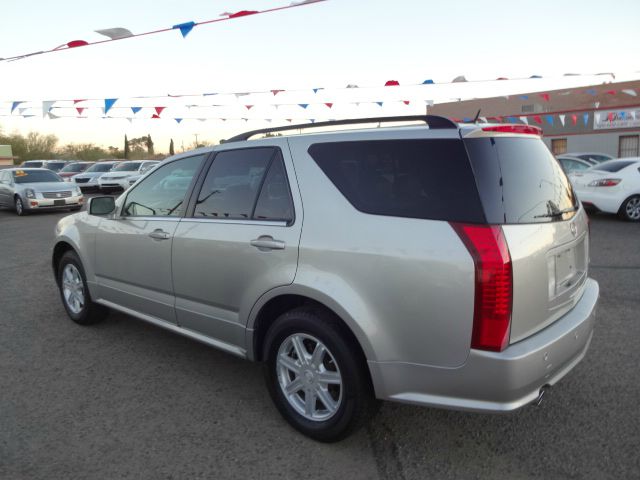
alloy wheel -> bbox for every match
[62,264,85,314]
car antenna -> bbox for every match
[472,109,481,123]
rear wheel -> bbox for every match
[619,195,640,222]
[57,250,108,325]
[263,307,378,442]
[14,196,26,216]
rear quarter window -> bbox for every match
[593,160,637,173]
[308,139,485,223]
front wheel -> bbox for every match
[57,250,108,325]
[14,196,26,216]
[263,307,378,442]
[619,195,640,222]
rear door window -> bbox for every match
[308,139,485,223]
[465,137,577,224]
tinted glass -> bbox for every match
[113,161,142,172]
[253,151,294,223]
[560,159,589,172]
[308,140,484,223]
[465,137,577,224]
[22,161,43,168]
[86,162,115,172]
[60,163,88,173]
[45,162,66,172]
[592,160,636,172]
[194,148,273,219]
[13,169,62,183]
[122,155,205,217]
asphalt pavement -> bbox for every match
[0,202,638,480]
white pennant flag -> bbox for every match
[559,114,565,126]
[42,100,55,118]
[594,102,600,108]
[631,111,637,120]
[520,116,529,124]
[594,113,601,122]
[47,111,60,119]
[622,89,637,96]
[479,116,487,123]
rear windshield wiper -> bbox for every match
[534,206,578,219]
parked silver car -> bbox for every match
[0,168,83,215]
[52,116,598,441]
[72,161,120,192]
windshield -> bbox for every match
[85,162,115,173]
[22,161,43,168]
[592,160,637,173]
[13,169,62,184]
[113,161,142,172]
[60,163,88,173]
[45,162,66,172]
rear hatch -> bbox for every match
[464,132,589,344]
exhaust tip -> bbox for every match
[534,385,550,406]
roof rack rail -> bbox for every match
[224,115,458,142]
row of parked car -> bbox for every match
[0,159,160,215]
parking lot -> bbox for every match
[1,203,638,480]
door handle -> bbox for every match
[148,229,171,240]
[250,236,285,251]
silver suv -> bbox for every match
[52,116,598,441]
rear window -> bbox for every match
[60,163,88,173]
[592,160,636,172]
[465,137,577,224]
[308,139,485,223]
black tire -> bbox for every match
[69,206,82,212]
[57,250,108,325]
[14,196,26,216]
[618,195,640,222]
[263,307,379,442]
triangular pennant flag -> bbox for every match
[172,21,196,38]
[131,107,142,114]
[312,88,323,94]
[154,107,165,115]
[631,111,637,120]
[595,113,601,122]
[235,92,250,98]
[584,89,597,96]
[18,108,28,115]
[104,98,117,114]
[620,111,626,120]
[622,89,637,97]
[175,118,183,123]
[545,115,554,125]
[245,105,254,110]
[203,92,218,96]
[264,119,272,123]
[533,115,542,124]
[286,119,292,123]
[95,28,133,40]
[422,79,434,84]
[152,114,160,119]
[324,103,333,108]
[539,93,550,102]
[605,90,617,95]
[376,102,384,107]
[425,100,434,106]
[594,102,600,108]
[47,111,60,119]
[76,107,85,115]
[271,89,284,96]
[384,80,400,86]
[479,116,487,123]
[571,114,578,125]
[508,117,517,123]
[127,118,133,124]
[520,95,529,100]
[309,119,316,123]
[11,101,24,113]
[354,102,360,107]
[583,113,589,126]
[298,104,309,109]
[559,114,565,126]
[73,99,86,104]
[403,100,410,105]
[22,115,36,118]
[495,116,503,123]
[607,112,614,122]
[223,10,258,18]
[520,116,529,124]
[42,100,55,117]
[463,117,472,122]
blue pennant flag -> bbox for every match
[11,101,23,113]
[422,79,434,84]
[173,21,196,38]
[309,119,315,123]
[545,115,554,125]
[312,88,323,94]
[585,89,597,96]
[376,101,384,107]
[104,98,117,114]
[529,75,542,79]
[508,117,517,123]
[131,107,142,114]
[463,117,471,122]
[175,118,183,124]
[583,113,589,126]
[619,111,626,120]
[299,104,309,109]
[203,92,218,96]
[520,95,529,100]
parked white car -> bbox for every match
[569,157,640,221]
[72,161,120,192]
[98,160,159,192]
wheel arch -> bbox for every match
[52,241,77,284]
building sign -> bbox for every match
[593,110,640,130]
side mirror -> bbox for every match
[88,196,116,216]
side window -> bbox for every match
[253,151,295,223]
[122,155,205,217]
[193,148,274,219]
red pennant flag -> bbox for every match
[271,89,284,96]
[325,103,333,108]
[533,115,543,124]
[385,80,400,86]
[607,112,614,122]
[245,105,254,110]
[154,107,165,115]
[73,99,86,104]
[495,116,503,123]
[152,114,161,119]
[539,93,550,102]
[227,10,258,18]
[605,90,617,95]
[403,100,410,105]
[66,40,89,48]
[76,107,85,115]
[571,114,577,125]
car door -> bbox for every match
[0,171,10,206]
[171,143,302,350]
[94,154,207,323]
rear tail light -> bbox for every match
[481,125,542,136]
[452,224,513,352]
[588,178,621,187]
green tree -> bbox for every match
[146,134,154,156]
[124,134,130,159]
[169,138,175,156]
[59,143,109,161]
[0,131,58,162]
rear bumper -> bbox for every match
[368,277,599,412]
[577,191,622,214]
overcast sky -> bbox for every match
[1,0,639,152]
